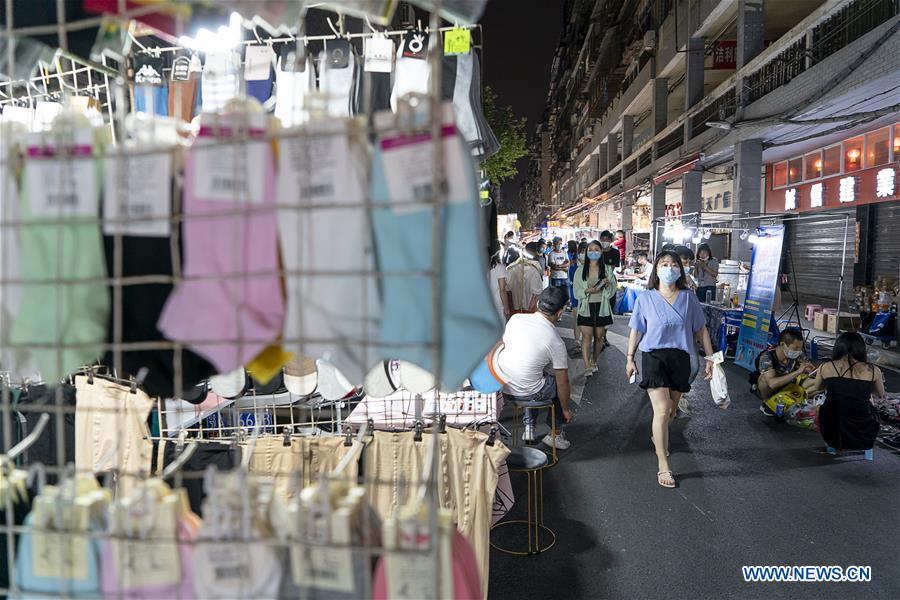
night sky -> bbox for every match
[480,0,564,210]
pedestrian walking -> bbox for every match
[574,241,617,377]
[625,250,714,488]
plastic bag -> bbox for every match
[708,351,730,409]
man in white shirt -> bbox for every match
[506,242,544,313]
[548,236,570,291]
[498,286,573,449]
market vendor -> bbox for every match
[694,243,719,303]
[634,251,652,282]
[755,329,816,416]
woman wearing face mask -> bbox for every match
[571,241,588,350]
[625,251,714,488]
[574,241,617,376]
[694,243,719,303]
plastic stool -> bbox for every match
[506,397,558,466]
[805,304,823,321]
[490,446,556,555]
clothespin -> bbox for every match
[413,421,423,442]
[343,424,353,447]
[282,426,292,447]
[437,414,447,434]
[87,367,94,385]
[486,426,497,447]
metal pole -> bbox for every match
[838,212,849,313]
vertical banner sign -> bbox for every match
[735,225,785,370]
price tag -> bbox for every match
[365,35,394,73]
[191,117,268,204]
[277,121,359,207]
[244,45,275,81]
[24,130,98,218]
[385,552,438,599]
[103,150,172,237]
[444,28,471,56]
[112,537,181,588]
[378,113,470,214]
[32,530,90,581]
[291,544,355,593]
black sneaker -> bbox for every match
[759,404,775,417]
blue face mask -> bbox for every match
[657,266,681,284]
[587,251,602,261]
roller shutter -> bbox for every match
[872,201,900,281]
[785,209,855,307]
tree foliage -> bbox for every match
[481,86,528,186]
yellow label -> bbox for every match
[444,28,471,55]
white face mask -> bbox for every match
[600,241,611,249]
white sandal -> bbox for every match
[657,470,676,488]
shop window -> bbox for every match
[722,191,731,208]
[843,137,863,172]
[804,151,822,179]
[866,128,890,167]
[788,158,803,184]
[894,124,900,158]
[773,162,787,188]
[822,145,841,176]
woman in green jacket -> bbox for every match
[574,240,617,376]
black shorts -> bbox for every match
[640,348,692,393]
[577,302,614,328]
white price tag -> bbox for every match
[112,537,181,588]
[24,131,97,218]
[103,151,172,237]
[32,530,89,581]
[378,121,469,214]
[364,35,394,73]
[291,544,356,593]
[191,121,268,203]
[245,45,275,81]
[278,122,359,206]
[385,552,438,599]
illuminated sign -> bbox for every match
[810,183,824,207]
[784,188,797,210]
[876,168,895,198]
[838,176,856,203]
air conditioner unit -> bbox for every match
[643,31,656,51]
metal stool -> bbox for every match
[490,446,556,555]
[506,397,558,465]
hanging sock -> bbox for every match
[157,111,285,374]
[274,54,316,127]
[277,118,379,385]
[318,41,361,117]
[390,38,431,112]
[369,104,502,390]
[245,344,293,385]
[9,129,109,382]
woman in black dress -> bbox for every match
[803,332,885,455]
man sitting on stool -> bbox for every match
[756,328,815,416]
[498,286,574,449]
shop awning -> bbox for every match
[652,153,702,186]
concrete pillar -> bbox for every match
[650,183,667,254]
[737,0,765,69]
[598,142,608,177]
[682,170,703,218]
[607,133,618,172]
[731,139,763,261]
[652,78,668,135]
[621,195,634,232]
[685,37,705,111]
[621,115,634,159]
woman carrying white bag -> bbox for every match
[625,250,715,489]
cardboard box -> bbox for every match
[814,311,828,331]
[826,312,858,334]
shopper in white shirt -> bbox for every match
[488,244,511,321]
[548,236,570,291]
[498,286,573,449]
[506,242,544,313]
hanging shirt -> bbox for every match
[628,289,706,354]
[506,258,543,312]
[489,262,508,319]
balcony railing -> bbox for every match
[690,87,736,138]
[655,128,684,158]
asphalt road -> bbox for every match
[488,316,900,600]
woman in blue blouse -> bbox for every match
[625,250,714,488]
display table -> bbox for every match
[615,283,647,314]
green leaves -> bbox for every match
[481,86,528,186]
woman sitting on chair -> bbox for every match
[803,332,885,455]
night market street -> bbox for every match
[490,315,900,600]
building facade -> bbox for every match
[531,0,900,305]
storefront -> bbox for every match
[766,123,900,307]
